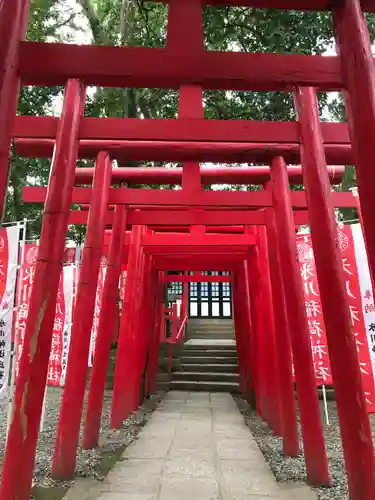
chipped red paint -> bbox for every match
[270,157,330,486]
[82,206,127,450]
[0,79,85,500]
[3,1,375,498]
[295,86,375,499]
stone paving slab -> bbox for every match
[86,391,317,500]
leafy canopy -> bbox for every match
[8,0,372,238]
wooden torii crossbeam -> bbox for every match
[15,138,354,165]
[72,165,345,185]
[22,186,356,209]
[3,0,375,499]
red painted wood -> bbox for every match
[69,209,310,226]
[141,261,156,398]
[23,186,357,209]
[167,0,203,53]
[132,255,153,408]
[163,275,232,283]
[23,186,273,207]
[271,156,330,486]
[52,152,112,478]
[15,138,354,165]
[110,226,144,428]
[295,87,375,499]
[334,1,375,319]
[144,248,249,257]
[0,0,29,219]
[255,227,281,432]
[153,226,245,234]
[153,260,239,272]
[246,245,262,416]
[145,270,160,394]
[247,232,266,420]
[82,206,127,449]
[142,234,256,247]
[14,115,350,144]
[240,261,255,395]
[0,80,85,500]
[69,209,267,226]
[168,0,204,196]
[19,42,342,90]
[234,263,255,399]
[265,208,299,457]
[146,271,163,394]
[232,273,249,395]
[70,166,345,186]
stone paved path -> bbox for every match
[87,391,316,500]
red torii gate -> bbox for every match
[1,1,375,500]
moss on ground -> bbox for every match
[31,486,68,500]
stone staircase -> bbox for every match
[186,318,236,341]
[170,318,240,392]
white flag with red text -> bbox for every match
[0,226,20,399]
[297,224,375,412]
[15,244,77,387]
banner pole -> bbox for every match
[39,388,47,433]
[322,384,330,426]
[7,219,27,434]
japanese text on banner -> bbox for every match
[15,245,76,387]
[89,256,107,367]
[15,243,37,377]
[297,235,332,385]
[338,224,375,412]
[0,226,20,399]
[351,223,375,381]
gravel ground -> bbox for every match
[1,390,373,500]
[236,396,375,500]
[0,387,164,495]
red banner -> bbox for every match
[16,243,37,374]
[63,247,76,265]
[297,235,332,385]
[47,272,65,386]
[89,256,107,366]
[0,226,20,399]
[337,224,375,412]
[16,244,77,386]
[119,268,127,301]
[297,227,375,412]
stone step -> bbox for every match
[188,319,233,324]
[169,380,240,392]
[188,323,234,329]
[189,317,233,325]
[180,363,238,373]
[189,327,234,333]
[173,371,240,382]
[188,333,235,339]
[189,335,235,340]
[181,356,238,364]
[182,348,238,357]
[184,344,237,350]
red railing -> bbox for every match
[160,280,189,372]
[175,314,188,343]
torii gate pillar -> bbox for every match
[0,0,29,217]
[334,1,375,295]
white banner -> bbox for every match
[352,223,375,380]
[60,264,76,386]
[0,226,20,399]
[89,257,107,367]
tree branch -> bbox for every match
[77,0,104,42]
[119,0,130,41]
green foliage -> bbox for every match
[7,1,371,240]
